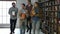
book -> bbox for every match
[52,6,55,11]
[51,1,55,5]
[48,7,51,11]
[46,2,49,6]
[55,12,57,17]
[55,0,58,5]
[49,1,51,6]
[59,6,60,10]
[57,0,60,4]
[41,0,45,2]
[55,6,58,11]
[45,8,48,11]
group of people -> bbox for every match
[9,0,43,34]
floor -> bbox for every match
[0,28,44,34]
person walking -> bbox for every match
[26,0,33,34]
[19,3,27,34]
[8,2,18,34]
[31,2,42,34]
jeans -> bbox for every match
[20,25,25,34]
[10,19,17,33]
[32,20,40,34]
[20,19,27,34]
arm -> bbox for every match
[18,10,21,18]
[30,7,36,17]
[17,8,19,18]
[8,8,11,15]
[18,10,22,27]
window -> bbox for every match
[0,1,16,24]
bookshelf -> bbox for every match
[39,0,60,34]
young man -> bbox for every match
[26,0,33,34]
[8,2,18,34]
[19,3,27,34]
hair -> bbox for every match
[35,2,39,6]
[34,2,41,9]
[27,0,31,2]
[12,2,15,5]
[22,3,25,6]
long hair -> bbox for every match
[31,2,43,18]
[34,2,39,7]
[34,2,43,10]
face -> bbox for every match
[27,1,30,5]
[21,5,25,9]
[12,3,16,7]
[34,3,38,7]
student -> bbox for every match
[31,2,41,34]
[8,2,18,34]
[26,0,33,34]
[19,3,27,34]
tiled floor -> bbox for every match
[0,28,44,34]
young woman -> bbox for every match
[31,2,41,34]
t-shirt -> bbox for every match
[32,7,40,21]
[26,4,33,16]
[9,7,18,19]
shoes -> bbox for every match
[10,32,15,34]
[26,29,29,32]
[10,32,13,34]
[13,32,15,33]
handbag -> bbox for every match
[20,13,26,19]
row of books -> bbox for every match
[39,0,60,4]
[39,0,60,34]
[39,0,59,21]
[42,0,58,29]
[43,6,60,11]
[41,0,60,7]
[38,0,49,2]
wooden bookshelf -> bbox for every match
[39,0,60,34]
